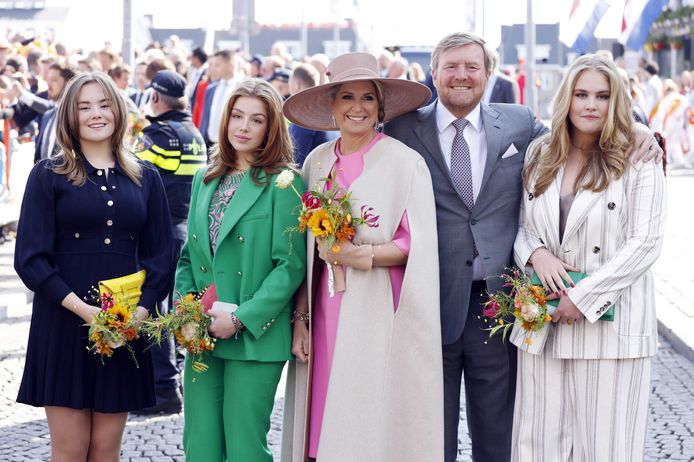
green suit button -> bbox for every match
[200,266,207,272]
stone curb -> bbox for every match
[657,320,694,364]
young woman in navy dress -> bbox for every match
[14,72,173,461]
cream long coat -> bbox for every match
[281,136,444,462]
[512,140,667,359]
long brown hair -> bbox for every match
[204,79,293,184]
[523,54,633,196]
[53,71,142,186]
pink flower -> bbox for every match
[483,300,500,318]
[360,205,380,228]
[101,292,115,311]
[301,191,321,210]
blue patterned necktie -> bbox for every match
[450,118,474,209]
[450,118,479,258]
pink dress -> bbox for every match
[309,133,411,457]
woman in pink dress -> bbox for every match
[280,52,444,462]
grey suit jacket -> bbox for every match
[386,101,548,344]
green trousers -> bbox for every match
[183,355,285,462]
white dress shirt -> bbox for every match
[436,101,487,280]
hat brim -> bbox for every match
[283,78,432,131]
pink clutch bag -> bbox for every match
[199,284,217,312]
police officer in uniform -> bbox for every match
[134,70,207,414]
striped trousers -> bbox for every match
[512,351,651,462]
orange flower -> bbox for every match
[98,343,114,356]
[299,212,312,232]
[521,320,535,331]
[335,224,355,242]
[529,285,547,306]
[183,293,195,302]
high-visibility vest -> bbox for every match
[135,118,207,177]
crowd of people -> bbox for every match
[0,26,676,462]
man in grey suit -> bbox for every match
[386,32,662,462]
[386,31,547,462]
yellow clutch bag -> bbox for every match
[98,270,146,306]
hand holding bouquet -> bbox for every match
[85,290,144,366]
[275,169,380,296]
[143,292,216,373]
[482,268,553,346]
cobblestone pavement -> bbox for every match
[2,294,693,461]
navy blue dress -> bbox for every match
[14,156,173,413]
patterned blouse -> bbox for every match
[208,171,246,254]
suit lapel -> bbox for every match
[480,104,503,194]
[215,170,267,246]
[194,175,219,265]
[542,169,562,249]
[561,186,601,244]
[414,102,457,193]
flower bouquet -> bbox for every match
[275,169,380,296]
[142,292,216,373]
[482,268,553,346]
[85,290,142,366]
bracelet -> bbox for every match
[230,313,245,332]
[371,244,381,268]
[291,311,310,323]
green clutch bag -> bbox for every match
[530,271,614,321]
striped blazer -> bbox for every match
[513,143,667,359]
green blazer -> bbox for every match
[175,167,306,361]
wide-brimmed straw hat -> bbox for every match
[283,52,432,131]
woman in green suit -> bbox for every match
[175,79,306,461]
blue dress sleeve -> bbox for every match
[137,165,174,312]
[14,161,73,304]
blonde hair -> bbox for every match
[524,54,633,196]
[53,71,142,186]
[204,79,293,184]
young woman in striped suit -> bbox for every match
[512,54,666,462]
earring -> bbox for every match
[331,115,336,127]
